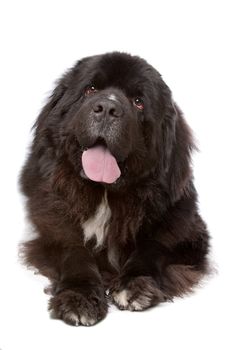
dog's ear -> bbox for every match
[159,84,196,203]
[160,99,177,174]
[161,100,196,203]
[20,59,87,191]
[33,58,88,133]
[33,74,73,133]
[32,80,67,132]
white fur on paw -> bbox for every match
[80,315,96,326]
[112,289,130,309]
[64,312,96,326]
[128,295,152,311]
[65,311,80,326]
[112,290,153,311]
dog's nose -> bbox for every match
[93,99,123,120]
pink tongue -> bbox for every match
[82,145,121,184]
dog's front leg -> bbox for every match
[48,245,108,326]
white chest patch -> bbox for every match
[81,191,111,248]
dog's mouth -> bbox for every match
[80,138,121,184]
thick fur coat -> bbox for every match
[20,52,210,326]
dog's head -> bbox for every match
[33,52,194,200]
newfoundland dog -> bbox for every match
[20,52,210,326]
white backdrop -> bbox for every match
[0,0,232,349]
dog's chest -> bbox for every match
[81,191,111,248]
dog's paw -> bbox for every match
[110,276,167,311]
[49,288,108,326]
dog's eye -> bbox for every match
[133,97,144,110]
[85,85,97,96]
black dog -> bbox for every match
[20,52,210,326]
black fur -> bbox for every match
[20,52,210,326]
